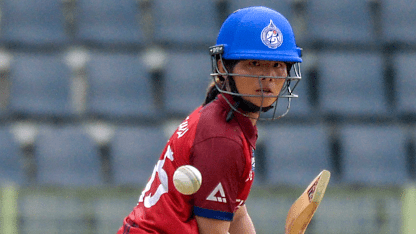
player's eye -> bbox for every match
[250,61,259,66]
[274,62,283,68]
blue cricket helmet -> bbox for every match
[215,6,302,63]
[209,6,303,121]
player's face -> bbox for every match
[232,60,287,108]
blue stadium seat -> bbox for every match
[8,52,74,120]
[381,0,416,44]
[86,52,157,120]
[313,196,380,233]
[245,195,292,234]
[0,127,25,185]
[340,124,409,186]
[19,194,87,234]
[151,0,219,46]
[306,0,375,45]
[75,0,144,47]
[228,0,292,20]
[0,0,70,48]
[163,50,211,117]
[394,52,416,116]
[263,124,332,186]
[93,197,138,234]
[318,51,388,117]
[110,126,166,186]
[35,125,103,186]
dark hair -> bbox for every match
[203,59,239,106]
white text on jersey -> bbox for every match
[177,117,189,138]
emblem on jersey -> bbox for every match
[206,183,227,203]
[261,19,283,49]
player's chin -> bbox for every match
[251,96,277,108]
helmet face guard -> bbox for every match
[209,6,302,121]
[210,45,302,121]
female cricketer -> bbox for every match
[117,6,302,234]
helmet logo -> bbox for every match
[261,20,283,49]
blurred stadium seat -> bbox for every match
[163,50,211,117]
[85,52,157,121]
[246,195,293,234]
[263,124,332,186]
[314,195,379,233]
[110,125,166,186]
[381,0,416,44]
[340,124,409,186]
[74,0,144,48]
[306,0,375,45]
[93,197,138,234]
[394,52,416,117]
[19,194,86,234]
[35,125,103,186]
[317,51,388,118]
[151,0,219,47]
[0,0,70,48]
[8,52,74,120]
[0,127,25,185]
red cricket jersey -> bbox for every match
[117,94,257,234]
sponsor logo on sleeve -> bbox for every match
[206,182,227,203]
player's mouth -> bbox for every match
[256,88,275,96]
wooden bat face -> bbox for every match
[285,170,331,234]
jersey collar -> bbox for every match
[217,94,258,149]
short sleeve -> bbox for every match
[191,137,245,221]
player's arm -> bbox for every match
[192,138,248,234]
[229,205,256,234]
[195,215,231,234]
[195,205,255,234]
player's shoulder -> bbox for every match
[194,99,244,145]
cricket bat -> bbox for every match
[285,170,331,234]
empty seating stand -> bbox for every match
[340,124,410,186]
[317,51,388,119]
[110,125,166,186]
[8,52,75,121]
[306,0,375,46]
[0,126,25,185]
[263,123,332,186]
[85,52,157,122]
[0,0,70,49]
[162,50,211,117]
[394,52,416,118]
[74,0,145,48]
[381,0,416,45]
[151,0,219,47]
[35,125,103,187]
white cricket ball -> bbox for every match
[173,165,202,195]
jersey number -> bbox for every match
[138,145,174,208]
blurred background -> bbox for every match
[0,0,415,233]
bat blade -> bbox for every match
[285,170,330,234]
